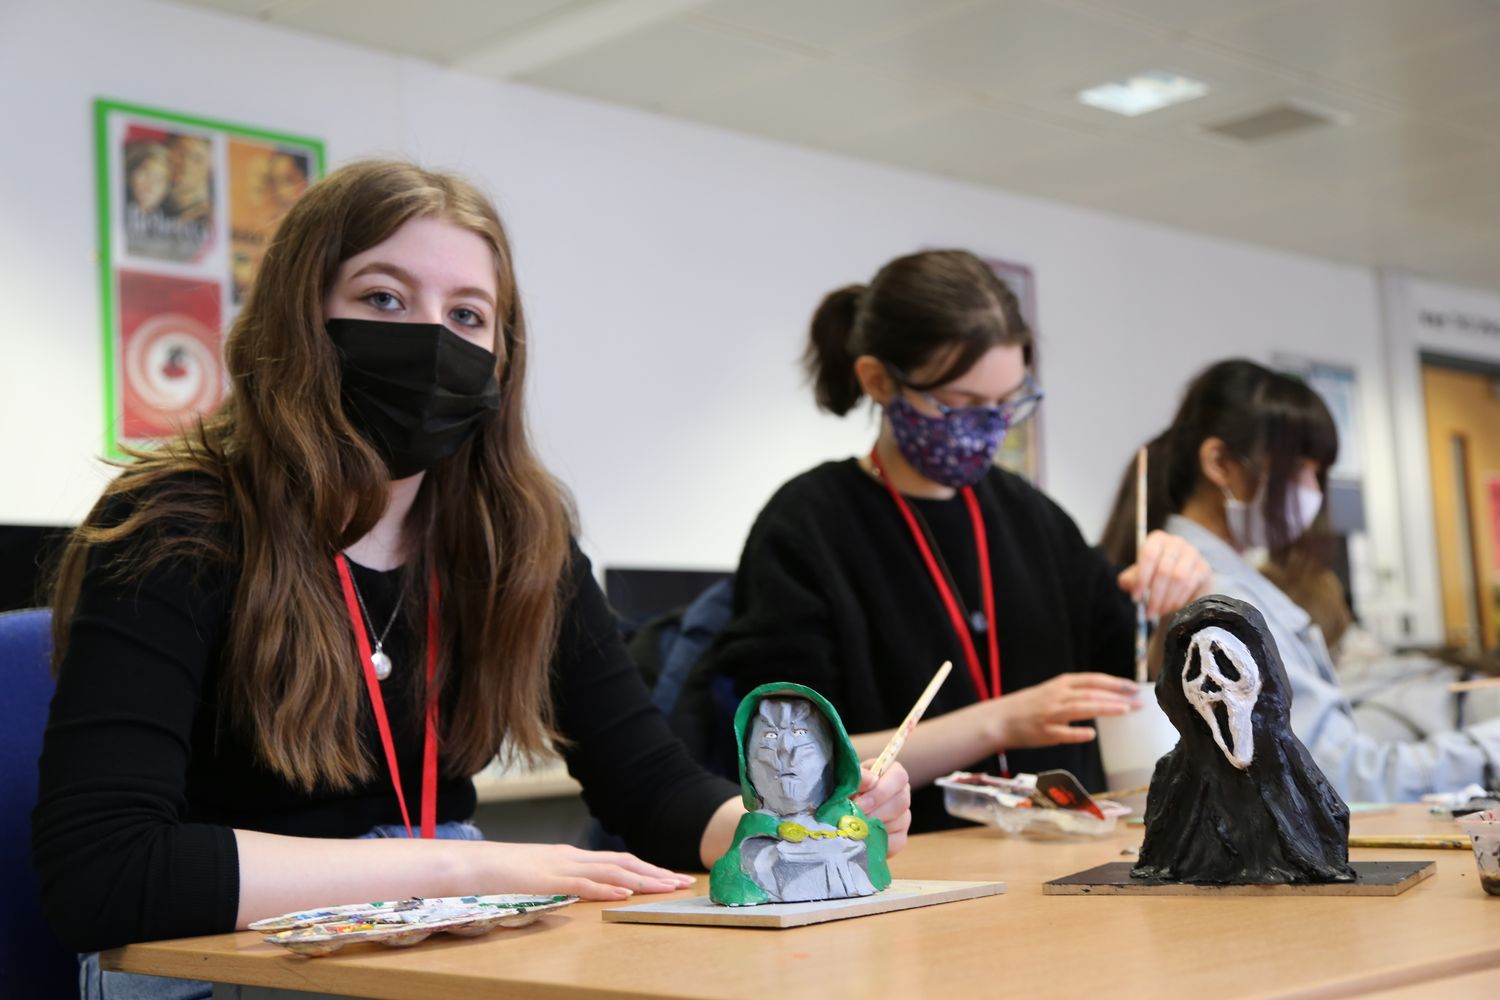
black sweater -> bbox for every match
[707,459,1135,832]
[32,495,736,953]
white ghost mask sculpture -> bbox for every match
[1182,625,1262,769]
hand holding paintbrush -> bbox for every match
[1113,443,1213,635]
[849,663,951,855]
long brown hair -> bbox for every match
[803,249,1033,415]
[51,160,573,791]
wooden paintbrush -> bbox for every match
[1135,446,1149,685]
[1096,783,1151,802]
[1347,834,1472,850]
[1448,676,1500,693]
[870,661,952,780]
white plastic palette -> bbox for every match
[937,771,1131,837]
[253,894,578,956]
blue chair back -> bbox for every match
[0,608,77,997]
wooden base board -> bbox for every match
[602,879,1006,929]
[1043,861,1435,897]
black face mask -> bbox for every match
[327,318,501,479]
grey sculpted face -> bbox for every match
[1182,626,1261,769]
[746,698,832,815]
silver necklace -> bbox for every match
[347,571,404,680]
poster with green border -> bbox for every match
[95,98,325,458]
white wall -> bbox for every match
[0,0,1409,630]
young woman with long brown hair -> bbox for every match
[705,250,1213,833]
[34,160,911,996]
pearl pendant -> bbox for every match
[371,648,393,680]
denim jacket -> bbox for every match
[1166,514,1500,801]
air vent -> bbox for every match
[1203,102,1342,142]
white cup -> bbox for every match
[1095,681,1179,796]
[1456,809,1500,896]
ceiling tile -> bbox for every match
[693,0,975,52]
[1363,152,1500,220]
[1230,118,1495,193]
[1439,91,1500,139]
[1067,0,1303,35]
[853,1,1163,102]
[272,0,594,64]
[836,101,1105,182]
[1195,197,1384,263]
[1196,0,1500,75]
[1378,216,1499,277]
[969,133,1210,204]
[670,60,959,149]
[520,18,813,111]
[1313,18,1500,109]
[1104,163,1313,230]
[1015,45,1323,137]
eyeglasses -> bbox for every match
[887,365,1044,429]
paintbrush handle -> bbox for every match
[870,661,952,780]
[1134,446,1148,685]
[1096,783,1151,801]
[1448,677,1500,693]
[1347,835,1472,850]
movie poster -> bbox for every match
[121,125,216,263]
[118,270,223,439]
[228,139,311,303]
[983,257,1042,485]
[97,99,323,455]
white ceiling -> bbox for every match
[171,0,1500,292]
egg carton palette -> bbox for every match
[251,893,578,956]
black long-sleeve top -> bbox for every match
[32,492,737,953]
[706,459,1135,832]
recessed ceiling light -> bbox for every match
[1077,70,1209,117]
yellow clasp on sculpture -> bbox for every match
[775,817,870,842]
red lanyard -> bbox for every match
[334,554,440,839]
[870,448,1001,702]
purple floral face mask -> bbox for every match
[885,395,1009,488]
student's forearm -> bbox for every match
[698,796,746,869]
[848,701,1002,789]
[234,828,693,927]
[234,830,483,927]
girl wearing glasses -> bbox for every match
[706,250,1212,832]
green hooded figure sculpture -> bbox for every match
[710,682,892,906]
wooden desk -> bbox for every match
[102,806,1500,999]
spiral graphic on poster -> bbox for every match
[122,312,224,432]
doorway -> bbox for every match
[1421,354,1500,652]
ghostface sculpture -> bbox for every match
[1132,596,1355,885]
[710,683,891,905]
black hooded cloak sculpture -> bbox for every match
[1132,595,1355,885]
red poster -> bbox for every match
[1489,476,1500,580]
[118,270,224,440]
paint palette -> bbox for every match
[937,770,1131,838]
[253,894,578,956]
